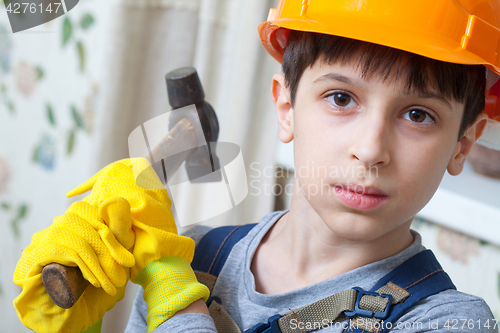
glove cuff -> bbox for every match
[135,256,210,333]
[130,232,196,281]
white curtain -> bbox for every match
[94,0,281,331]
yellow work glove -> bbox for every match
[66,158,210,332]
[65,159,210,332]
[13,158,209,333]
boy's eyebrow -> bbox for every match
[313,73,355,86]
[313,73,454,112]
[408,91,453,111]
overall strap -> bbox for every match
[346,249,456,333]
[191,223,258,333]
[192,223,257,290]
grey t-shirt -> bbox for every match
[125,210,497,332]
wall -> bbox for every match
[412,217,500,320]
[0,1,112,331]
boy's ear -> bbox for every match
[447,112,489,176]
[272,73,294,143]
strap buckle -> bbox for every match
[244,314,282,333]
[344,287,393,320]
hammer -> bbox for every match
[41,67,220,309]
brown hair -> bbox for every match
[282,30,486,138]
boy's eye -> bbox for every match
[403,109,434,123]
[327,92,357,108]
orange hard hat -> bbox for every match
[258,0,500,148]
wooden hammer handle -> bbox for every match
[42,263,89,309]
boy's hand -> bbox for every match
[67,158,210,333]
[65,158,195,281]
[68,158,210,332]
[13,158,209,333]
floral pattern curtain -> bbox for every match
[0,1,110,331]
[0,0,281,331]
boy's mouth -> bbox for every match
[333,184,388,210]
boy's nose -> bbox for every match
[347,118,391,169]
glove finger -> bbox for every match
[66,171,104,198]
[21,222,124,295]
[16,202,129,294]
[99,196,135,249]
[66,158,132,198]
[99,197,136,265]
[93,180,173,227]
[63,202,130,291]
[92,163,171,208]
[14,232,100,288]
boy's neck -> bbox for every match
[251,196,414,295]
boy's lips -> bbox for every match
[333,184,388,210]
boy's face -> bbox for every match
[273,59,484,243]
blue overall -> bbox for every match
[191,224,456,333]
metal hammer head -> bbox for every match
[165,67,221,182]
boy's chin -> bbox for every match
[318,209,413,243]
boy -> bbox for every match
[12,0,499,332]
[125,0,499,332]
